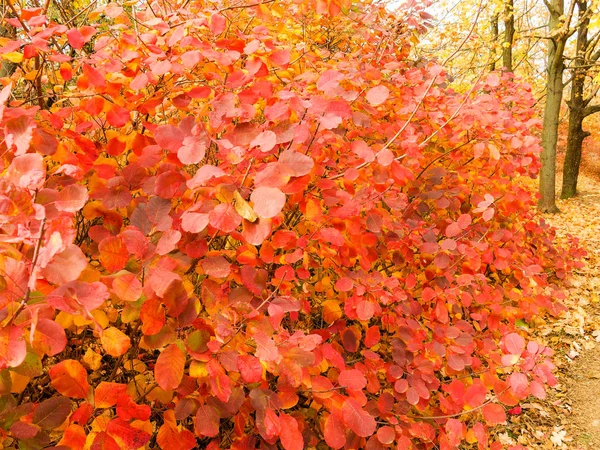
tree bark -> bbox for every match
[562,0,594,199]
[490,13,499,71]
[539,0,567,213]
[502,0,515,71]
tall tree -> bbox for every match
[538,0,573,213]
[503,0,516,70]
[561,0,600,198]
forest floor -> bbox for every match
[508,148,600,449]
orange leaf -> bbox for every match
[101,327,131,357]
[49,360,90,399]
[154,344,185,390]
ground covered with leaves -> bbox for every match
[508,146,600,448]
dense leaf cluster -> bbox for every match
[0,0,583,449]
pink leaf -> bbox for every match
[366,85,390,106]
[279,150,314,177]
[251,186,286,218]
[178,136,207,165]
[154,125,185,152]
[7,153,45,190]
[41,244,87,285]
[34,318,67,356]
[5,116,34,156]
[0,325,26,369]
[505,333,525,355]
[209,203,242,232]
[55,184,88,212]
[156,229,181,255]
[251,130,277,152]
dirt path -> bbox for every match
[519,172,600,449]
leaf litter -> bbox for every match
[512,156,600,449]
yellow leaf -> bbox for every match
[2,52,23,63]
[83,348,102,371]
[234,190,258,222]
[189,360,208,378]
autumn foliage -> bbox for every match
[0,0,584,448]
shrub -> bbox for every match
[0,0,582,448]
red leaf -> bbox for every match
[156,229,181,255]
[323,412,346,449]
[251,186,286,218]
[101,327,131,357]
[464,380,486,407]
[155,170,186,199]
[207,359,232,402]
[91,431,120,450]
[262,408,281,440]
[342,398,376,437]
[194,404,220,437]
[202,255,231,278]
[33,396,71,429]
[334,277,353,292]
[237,354,262,383]
[279,414,303,450]
[482,403,506,425]
[106,105,130,128]
[154,125,185,152]
[269,49,291,68]
[254,332,279,362]
[445,418,464,447]
[106,418,151,450]
[242,217,272,245]
[83,64,106,88]
[209,203,242,232]
[377,426,395,445]
[67,28,85,49]
[155,344,185,390]
[140,298,165,335]
[210,13,226,34]
[116,395,151,421]
[338,369,367,390]
[95,382,127,408]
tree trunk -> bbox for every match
[561,0,590,199]
[490,13,499,71]
[561,111,588,198]
[539,0,566,213]
[502,0,515,71]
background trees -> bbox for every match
[0,0,584,448]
